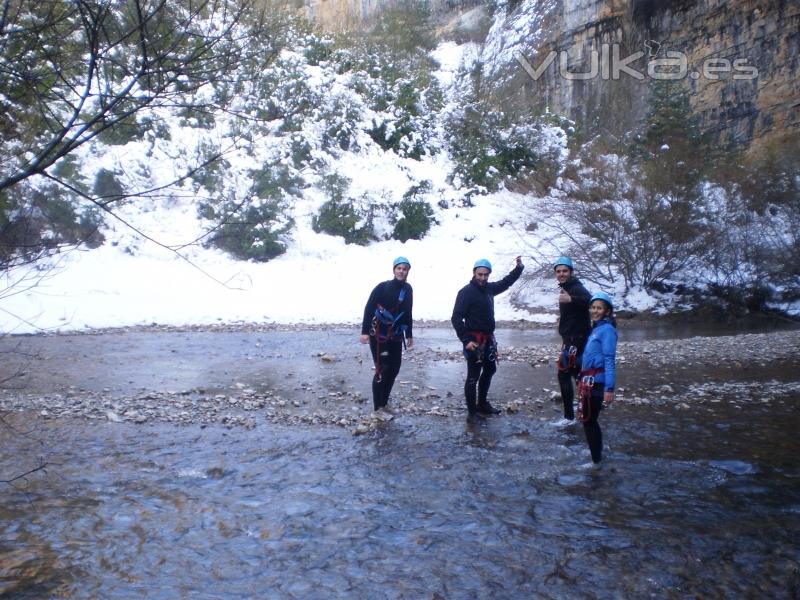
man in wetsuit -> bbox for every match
[553,256,592,423]
[360,256,414,413]
[451,256,523,418]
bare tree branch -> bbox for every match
[1,462,48,484]
[0,0,263,193]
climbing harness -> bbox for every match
[576,367,604,423]
[370,285,408,382]
[557,344,579,373]
[465,331,497,364]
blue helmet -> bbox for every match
[553,256,574,271]
[473,258,492,273]
[590,291,614,310]
[393,256,410,269]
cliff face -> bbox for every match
[481,0,800,147]
[302,0,798,147]
[639,0,799,148]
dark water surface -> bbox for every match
[3,396,799,599]
[2,321,799,598]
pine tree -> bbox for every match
[638,79,710,195]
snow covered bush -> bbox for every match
[312,174,375,245]
[447,106,568,193]
[204,201,293,262]
[0,182,104,270]
[391,181,435,242]
[199,165,298,262]
[318,94,363,153]
[93,169,126,204]
[340,3,443,160]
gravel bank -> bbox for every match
[1,328,798,432]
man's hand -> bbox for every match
[359,334,369,344]
[559,288,572,304]
[465,341,478,351]
[515,255,523,268]
[603,390,614,407]
[405,338,414,350]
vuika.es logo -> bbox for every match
[514,41,759,81]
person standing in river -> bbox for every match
[451,256,524,418]
[360,256,414,413]
[577,291,617,463]
[553,256,592,424]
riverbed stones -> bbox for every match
[0,327,798,429]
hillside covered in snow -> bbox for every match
[1,1,797,333]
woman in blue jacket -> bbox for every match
[577,291,617,463]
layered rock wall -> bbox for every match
[483,0,800,147]
[302,0,798,147]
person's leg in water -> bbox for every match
[370,338,403,410]
[557,344,582,420]
[582,386,605,463]
[476,352,499,414]
[463,350,483,416]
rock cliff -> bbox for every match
[480,0,799,147]
[303,0,798,148]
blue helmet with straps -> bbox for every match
[553,256,574,271]
[473,258,492,273]
[590,291,614,310]
[393,256,410,269]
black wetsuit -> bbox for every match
[557,276,592,420]
[361,279,413,411]
[451,264,523,414]
[583,386,605,462]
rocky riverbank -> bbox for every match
[1,325,798,433]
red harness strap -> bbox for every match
[467,331,497,362]
[557,344,579,373]
[467,331,492,345]
[576,367,604,422]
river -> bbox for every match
[1,322,799,598]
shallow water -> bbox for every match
[2,322,799,597]
[3,395,799,599]
[2,319,795,397]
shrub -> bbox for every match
[304,35,335,66]
[318,95,362,152]
[289,134,313,168]
[0,182,105,269]
[200,165,299,261]
[448,107,568,192]
[391,181,434,241]
[52,155,89,194]
[189,140,229,195]
[93,169,126,203]
[311,174,374,245]
[207,201,292,262]
[95,114,148,146]
[250,56,319,125]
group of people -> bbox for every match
[360,255,618,464]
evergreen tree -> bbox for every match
[638,79,710,195]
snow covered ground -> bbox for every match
[0,40,584,334]
[0,185,573,333]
